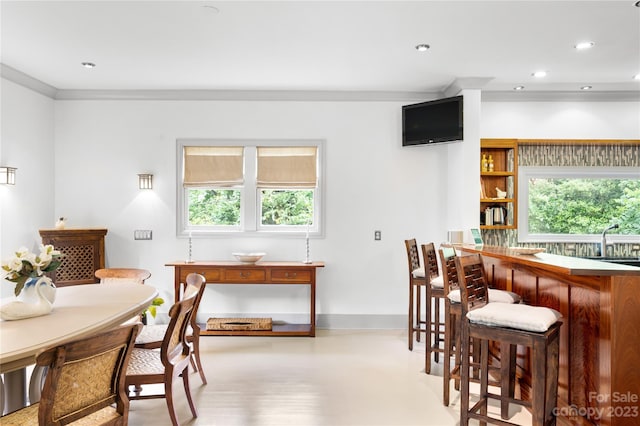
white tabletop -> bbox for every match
[0,283,158,373]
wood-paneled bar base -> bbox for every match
[166,261,324,337]
[459,245,640,426]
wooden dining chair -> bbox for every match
[1,323,141,425]
[95,268,151,285]
[125,274,204,426]
[134,272,208,385]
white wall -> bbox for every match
[53,99,459,326]
[3,80,638,326]
[481,101,640,139]
[0,80,55,298]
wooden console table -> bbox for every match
[166,261,324,337]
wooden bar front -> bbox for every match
[166,261,324,337]
[459,246,640,426]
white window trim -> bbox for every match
[518,166,640,243]
[177,139,325,238]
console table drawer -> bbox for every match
[271,269,312,283]
[179,268,222,282]
[223,269,266,282]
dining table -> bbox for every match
[0,282,158,413]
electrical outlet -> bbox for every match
[134,230,153,240]
[374,230,381,241]
[632,244,640,251]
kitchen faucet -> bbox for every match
[600,224,619,257]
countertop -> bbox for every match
[457,245,640,277]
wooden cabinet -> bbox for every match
[480,139,518,229]
[39,228,108,287]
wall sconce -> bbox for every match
[0,167,17,185]
[138,173,153,189]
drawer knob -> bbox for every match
[285,272,297,278]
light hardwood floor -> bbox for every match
[128,329,532,426]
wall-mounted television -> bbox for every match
[402,95,463,146]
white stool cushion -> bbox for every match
[412,267,425,278]
[466,302,562,332]
[447,289,521,304]
[430,275,444,288]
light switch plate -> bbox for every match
[134,230,152,240]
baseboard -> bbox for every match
[151,312,405,330]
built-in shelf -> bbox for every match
[480,139,518,230]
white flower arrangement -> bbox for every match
[2,244,63,296]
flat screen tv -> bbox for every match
[402,95,463,146]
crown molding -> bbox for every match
[482,90,640,102]
[3,63,638,103]
[1,64,58,98]
[53,89,439,102]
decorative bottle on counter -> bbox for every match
[488,155,494,172]
[481,154,488,172]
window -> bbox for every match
[177,140,323,236]
[518,167,640,243]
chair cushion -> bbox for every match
[126,348,165,376]
[447,289,521,304]
[430,275,444,288]
[466,302,562,332]
[412,267,425,278]
[135,324,167,345]
[0,403,120,426]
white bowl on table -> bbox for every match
[232,252,266,263]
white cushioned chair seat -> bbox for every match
[430,275,444,288]
[447,288,521,304]
[466,302,562,332]
[411,267,425,278]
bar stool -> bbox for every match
[404,239,427,351]
[439,246,522,406]
[420,243,445,374]
[439,245,463,406]
[455,254,562,426]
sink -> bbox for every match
[580,257,640,267]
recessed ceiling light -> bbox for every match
[575,41,595,50]
[513,86,525,91]
[415,44,430,52]
[202,5,220,13]
[581,86,593,90]
[81,62,96,69]
[532,70,547,78]
[635,1,640,7]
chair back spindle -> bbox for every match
[454,254,490,312]
[439,246,458,295]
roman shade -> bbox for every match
[256,146,318,188]
[183,146,244,187]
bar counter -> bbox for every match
[459,245,640,426]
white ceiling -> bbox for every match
[2,0,640,99]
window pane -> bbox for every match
[528,178,640,234]
[260,189,314,225]
[188,189,241,226]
